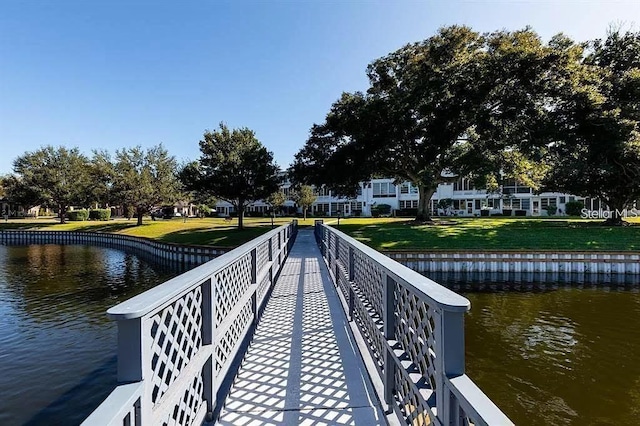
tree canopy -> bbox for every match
[11,146,91,223]
[292,26,571,221]
[292,185,316,220]
[543,29,640,224]
[111,145,181,226]
[180,123,281,230]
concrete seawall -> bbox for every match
[384,251,640,275]
[0,230,229,266]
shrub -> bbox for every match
[395,208,418,217]
[514,209,527,216]
[544,205,558,216]
[68,209,89,221]
[371,203,392,217]
[89,209,111,221]
[565,201,584,216]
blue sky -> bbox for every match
[1,1,638,175]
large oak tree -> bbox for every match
[180,123,281,230]
[111,145,181,226]
[292,26,565,221]
[11,146,91,223]
[543,29,640,224]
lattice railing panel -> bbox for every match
[352,287,385,371]
[215,299,253,373]
[394,362,433,426]
[336,263,350,300]
[257,273,271,306]
[353,249,384,318]
[256,241,269,275]
[395,284,438,391]
[338,238,349,270]
[148,288,203,405]
[159,372,205,426]
[213,252,252,327]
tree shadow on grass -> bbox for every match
[156,226,274,247]
[336,219,640,251]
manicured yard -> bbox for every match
[3,216,640,251]
[328,217,640,251]
[0,217,314,247]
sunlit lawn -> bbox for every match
[3,216,640,251]
[0,216,314,247]
[328,217,640,251]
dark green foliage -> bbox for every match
[89,209,111,221]
[180,123,281,230]
[544,205,558,216]
[293,26,558,222]
[12,146,91,223]
[68,209,89,221]
[543,30,640,224]
[395,208,418,217]
[565,201,584,216]
[111,145,181,226]
[371,203,392,217]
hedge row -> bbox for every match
[67,209,111,221]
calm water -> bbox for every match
[0,244,179,426]
[464,288,640,425]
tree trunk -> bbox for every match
[603,200,626,226]
[59,204,66,224]
[237,205,244,230]
[137,208,144,226]
[303,206,307,220]
[416,185,436,222]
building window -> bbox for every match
[559,196,566,203]
[400,183,409,194]
[372,182,396,197]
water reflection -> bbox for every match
[456,285,640,426]
[0,244,180,426]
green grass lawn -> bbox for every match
[329,217,640,251]
[0,217,314,247]
[4,216,640,252]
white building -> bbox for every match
[215,175,593,217]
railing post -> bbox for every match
[383,275,396,411]
[348,246,355,281]
[251,248,258,325]
[201,278,215,420]
[437,309,466,426]
[114,317,149,422]
[268,238,273,262]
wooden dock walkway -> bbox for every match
[217,229,385,425]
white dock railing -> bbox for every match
[82,221,298,426]
[314,221,513,426]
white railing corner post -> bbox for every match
[437,309,466,426]
[382,275,396,411]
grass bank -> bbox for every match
[328,217,640,251]
[0,217,314,247]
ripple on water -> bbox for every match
[0,244,179,426]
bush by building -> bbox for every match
[68,209,89,221]
[89,209,111,221]
[565,201,584,216]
